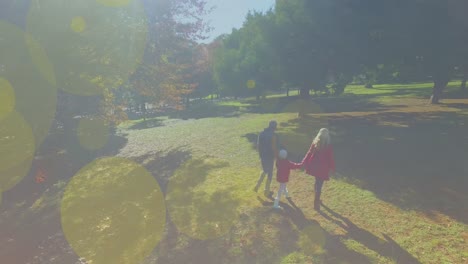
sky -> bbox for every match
[202,0,276,43]
[0,0,276,42]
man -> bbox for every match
[254,120,279,196]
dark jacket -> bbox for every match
[257,128,278,159]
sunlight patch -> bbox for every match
[27,0,147,96]
[77,117,110,150]
[166,158,248,240]
[61,157,166,264]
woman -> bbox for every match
[301,128,335,210]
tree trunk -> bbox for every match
[255,87,261,101]
[299,86,309,99]
[430,76,449,104]
[141,102,147,124]
[185,95,190,108]
[461,73,467,91]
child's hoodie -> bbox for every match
[276,158,302,183]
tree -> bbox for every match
[272,0,364,98]
[238,11,281,100]
[126,0,212,113]
[189,43,219,100]
[356,0,468,103]
[212,33,240,98]
[51,0,212,134]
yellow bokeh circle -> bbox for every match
[96,0,132,7]
[61,157,166,264]
[71,16,87,33]
[0,111,35,192]
[24,33,57,86]
[27,0,148,96]
[166,158,243,240]
[0,78,15,121]
[77,117,110,150]
[0,21,57,148]
[247,80,256,89]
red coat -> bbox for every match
[276,159,302,183]
[302,144,335,180]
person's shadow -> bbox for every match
[254,196,373,263]
[319,204,422,264]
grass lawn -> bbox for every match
[1,82,467,263]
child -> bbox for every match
[301,128,335,211]
[273,149,302,209]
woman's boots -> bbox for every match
[314,192,321,211]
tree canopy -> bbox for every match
[212,0,468,103]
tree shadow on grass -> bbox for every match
[0,129,130,264]
[127,118,166,130]
[277,199,374,264]
[168,102,241,120]
[253,194,372,263]
[154,221,230,264]
[329,111,468,224]
[319,204,422,264]
[278,108,468,224]
[326,111,467,218]
[440,102,468,110]
[1,130,128,213]
[152,158,251,263]
[243,133,258,151]
[132,148,192,193]
[228,206,300,264]
[168,94,399,120]
[313,95,405,114]
[245,95,396,115]
[163,192,240,247]
[154,192,374,264]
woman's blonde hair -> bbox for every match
[312,128,331,150]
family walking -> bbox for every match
[254,120,335,211]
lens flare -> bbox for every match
[27,0,147,96]
[61,157,166,264]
